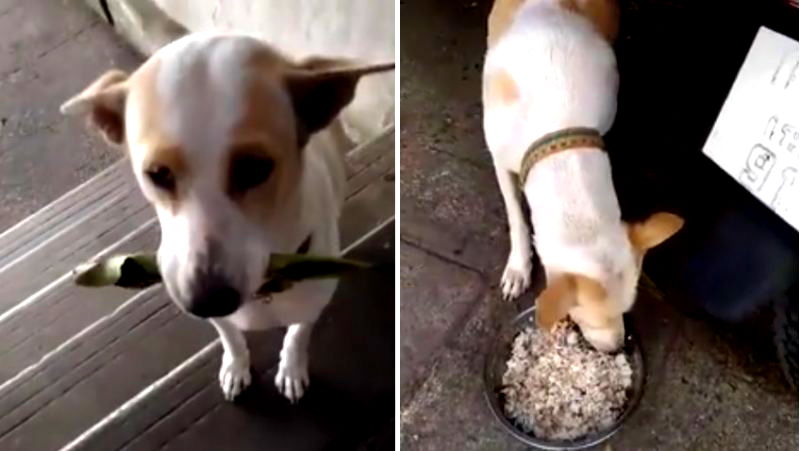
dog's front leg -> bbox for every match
[494,166,532,300]
[210,319,251,401]
[275,322,313,403]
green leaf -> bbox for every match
[72,252,371,295]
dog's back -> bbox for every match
[484,0,623,266]
[483,0,619,172]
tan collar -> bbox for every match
[518,127,605,188]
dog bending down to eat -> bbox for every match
[61,32,394,401]
[482,0,683,351]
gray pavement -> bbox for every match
[399,1,799,450]
[0,0,140,233]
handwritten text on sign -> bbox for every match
[703,27,798,230]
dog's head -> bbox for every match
[535,212,684,351]
[61,33,393,318]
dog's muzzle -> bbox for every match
[184,271,242,318]
[179,238,243,318]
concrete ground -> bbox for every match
[399,1,798,450]
[0,0,140,233]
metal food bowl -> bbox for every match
[483,306,646,450]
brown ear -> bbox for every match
[536,273,609,331]
[535,274,577,331]
[60,69,129,145]
[285,59,394,147]
[627,212,685,251]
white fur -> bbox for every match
[483,2,637,348]
[126,33,348,401]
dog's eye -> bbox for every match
[145,166,176,192]
[229,155,274,195]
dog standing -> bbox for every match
[482,0,683,351]
[62,32,393,401]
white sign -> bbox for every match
[702,26,799,230]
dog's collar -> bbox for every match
[518,127,605,188]
[254,234,312,302]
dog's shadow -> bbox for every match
[235,372,391,442]
[208,247,395,449]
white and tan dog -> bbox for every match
[61,32,393,401]
[482,0,683,351]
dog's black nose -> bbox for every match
[186,274,242,318]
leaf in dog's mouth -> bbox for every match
[72,252,371,295]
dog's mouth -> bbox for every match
[173,273,246,319]
[188,301,241,319]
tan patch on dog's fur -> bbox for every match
[537,214,683,340]
[536,274,578,330]
[224,50,304,221]
[222,50,394,223]
[568,274,616,329]
[127,58,178,155]
[536,273,609,330]
[60,69,129,145]
[487,0,619,48]
[486,69,519,105]
[560,0,620,42]
[126,58,188,210]
[144,145,187,180]
[65,36,392,227]
[627,212,685,253]
[487,0,526,48]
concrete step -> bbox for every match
[0,126,394,450]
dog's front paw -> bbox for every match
[219,352,251,401]
[275,349,309,403]
[501,258,531,300]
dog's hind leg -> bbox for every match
[494,166,532,300]
[211,318,252,401]
[275,322,314,403]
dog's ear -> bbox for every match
[60,69,130,146]
[285,58,394,147]
[535,273,608,331]
[535,274,577,331]
[627,212,685,252]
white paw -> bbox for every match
[219,352,251,401]
[274,349,309,403]
[501,256,531,300]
